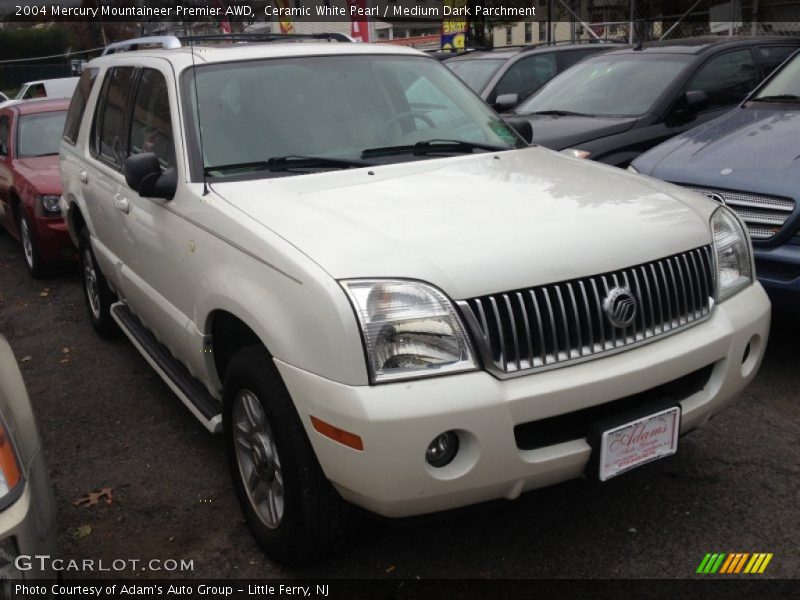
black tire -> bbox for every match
[78,227,119,339]
[18,210,48,278]
[223,345,350,566]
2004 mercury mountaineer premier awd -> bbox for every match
[58,36,770,565]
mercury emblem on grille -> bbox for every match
[604,287,638,329]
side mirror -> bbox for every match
[503,117,533,144]
[682,90,708,113]
[124,153,176,200]
[494,93,519,112]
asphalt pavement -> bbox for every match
[0,230,797,581]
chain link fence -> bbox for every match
[580,0,800,43]
[542,0,800,44]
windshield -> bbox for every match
[446,58,505,92]
[754,51,800,100]
[17,111,67,157]
[515,54,692,117]
[186,55,523,179]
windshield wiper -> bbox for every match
[205,155,371,175]
[750,94,800,103]
[528,110,595,117]
[362,139,507,159]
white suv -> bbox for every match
[59,36,770,565]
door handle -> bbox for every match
[78,169,88,183]
[114,194,130,214]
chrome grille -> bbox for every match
[458,246,715,377]
[680,185,795,241]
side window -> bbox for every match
[757,46,798,76]
[63,68,98,145]
[23,83,46,99]
[92,66,135,168]
[686,49,759,110]
[128,69,175,168]
[492,53,557,102]
[0,115,9,156]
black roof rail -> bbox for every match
[515,39,622,52]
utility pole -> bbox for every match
[629,0,635,44]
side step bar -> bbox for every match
[111,302,222,433]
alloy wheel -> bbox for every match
[82,246,102,320]
[232,389,285,529]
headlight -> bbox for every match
[341,279,477,383]
[560,148,591,159]
[39,195,61,215]
[0,416,22,500]
[711,207,753,302]
[626,164,639,174]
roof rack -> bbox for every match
[183,33,354,44]
[102,36,182,55]
[101,32,352,55]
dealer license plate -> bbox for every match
[598,406,680,481]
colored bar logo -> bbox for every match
[697,553,773,574]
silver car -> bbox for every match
[0,335,56,584]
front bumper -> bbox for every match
[0,450,57,583]
[31,216,76,264]
[277,283,771,518]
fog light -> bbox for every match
[425,431,459,468]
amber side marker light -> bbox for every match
[0,420,21,494]
[310,416,364,451]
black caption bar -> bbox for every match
[3,579,796,600]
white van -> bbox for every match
[14,77,78,101]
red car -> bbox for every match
[0,98,74,277]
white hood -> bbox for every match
[210,147,715,300]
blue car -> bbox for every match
[631,49,800,308]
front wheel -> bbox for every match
[223,345,350,566]
[79,228,119,339]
